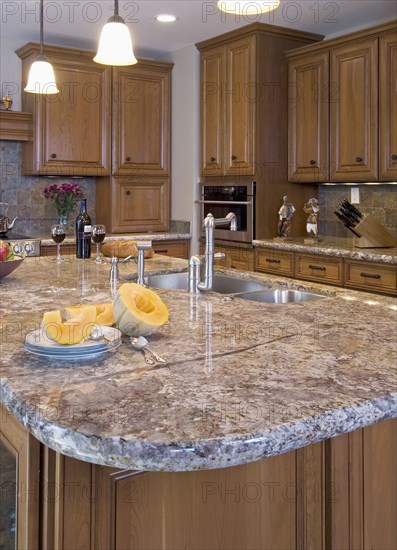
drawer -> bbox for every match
[41,244,75,257]
[344,261,397,295]
[295,254,343,285]
[255,249,294,276]
[152,240,189,259]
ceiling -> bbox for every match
[1,1,396,58]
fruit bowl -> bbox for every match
[0,257,24,279]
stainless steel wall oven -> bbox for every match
[198,182,256,243]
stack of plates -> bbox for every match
[24,326,122,361]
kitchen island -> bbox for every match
[1,255,396,549]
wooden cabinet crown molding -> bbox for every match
[0,111,32,141]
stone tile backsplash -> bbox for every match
[0,140,96,236]
[318,185,397,239]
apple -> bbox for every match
[0,240,11,261]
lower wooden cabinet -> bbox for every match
[1,405,396,550]
[255,248,294,276]
[295,254,343,285]
[255,247,397,296]
[152,240,189,259]
[96,176,170,233]
[344,260,397,294]
[209,244,255,272]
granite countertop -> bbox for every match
[254,237,397,264]
[39,232,191,247]
[0,256,396,472]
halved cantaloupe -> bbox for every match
[65,303,115,327]
[43,305,97,345]
[113,282,169,336]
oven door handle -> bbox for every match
[196,200,253,206]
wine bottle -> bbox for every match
[75,199,92,259]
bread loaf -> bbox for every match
[101,240,154,259]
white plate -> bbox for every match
[25,325,121,353]
[24,346,119,362]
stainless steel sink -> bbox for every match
[144,272,271,294]
[237,289,325,303]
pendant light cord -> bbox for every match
[40,0,44,56]
[114,0,119,17]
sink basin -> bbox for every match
[237,289,325,303]
[144,272,271,294]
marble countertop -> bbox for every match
[0,256,396,472]
[254,237,397,264]
[38,232,191,246]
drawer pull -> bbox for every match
[392,154,397,161]
[51,153,57,159]
[265,258,281,264]
[309,159,316,165]
[308,264,326,271]
[360,272,381,279]
[126,156,132,162]
[356,156,363,163]
[231,155,237,161]
[155,249,168,254]
[126,190,131,196]
[210,156,216,162]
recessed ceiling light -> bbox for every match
[156,14,177,23]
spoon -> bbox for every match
[130,336,166,365]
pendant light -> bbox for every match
[94,0,137,66]
[24,0,59,94]
[217,1,280,15]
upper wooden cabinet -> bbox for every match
[17,43,111,176]
[287,21,397,183]
[379,32,397,180]
[197,25,322,181]
[330,38,378,181]
[200,36,256,177]
[288,52,329,182]
[112,62,172,176]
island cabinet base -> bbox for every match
[1,408,396,550]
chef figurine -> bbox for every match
[0,96,13,110]
[277,196,295,238]
[304,197,320,238]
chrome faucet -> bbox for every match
[189,212,237,292]
[136,241,152,285]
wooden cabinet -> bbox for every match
[112,63,171,176]
[344,260,397,294]
[379,32,397,180]
[152,240,189,259]
[295,253,343,285]
[255,248,295,276]
[330,38,378,181]
[200,36,255,177]
[202,243,254,271]
[288,52,329,182]
[0,405,40,550]
[96,60,172,233]
[287,22,396,183]
[17,43,111,176]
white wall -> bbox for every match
[160,45,200,255]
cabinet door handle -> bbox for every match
[309,160,316,165]
[126,190,131,196]
[392,154,397,161]
[356,156,363,163]
[210,157,216,162]
[360,272,381,279]
[265,258,280,264]
[51,153,57,159]
[308,264,326,271]
[155,249,168,254]
[231,155,237,161]
[126,156,132,162]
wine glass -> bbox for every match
[51,224,66,263]
[92,225,106,263]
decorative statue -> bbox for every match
[277,196,295,238]
[303,197,320,238]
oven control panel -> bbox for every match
[8,240,41,257]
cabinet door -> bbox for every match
[225,36,256,176]
[330,39,378,181]
[19,46,111,176]
[113,66,171,176]
[201,46,225,176]
[111,177,170,233]
[379,33,397,180]
[0,405,40,550]
[288,52,329,182]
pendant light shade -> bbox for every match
[25,0,59,94]
[217,1,280,15]
[94,1,137,66]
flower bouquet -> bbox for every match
[43,182,83,231]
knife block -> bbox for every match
[353,214,396,248]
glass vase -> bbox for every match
[58,213,73,236]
